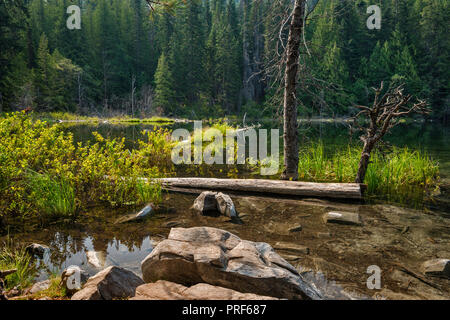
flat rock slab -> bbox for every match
[71,266,144,300]
[323,211,362,226]
[141,227,321,300]
[422,259,450,279]
[130,280,278,300]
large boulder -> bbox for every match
[141,227,321,300]
[131,280,278,300]
[71,266,144,300]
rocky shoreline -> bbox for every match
[2,192,449,300]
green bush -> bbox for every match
[0,112,173,222]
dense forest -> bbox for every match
[0,0,448,120]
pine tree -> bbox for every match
[154,53,176,114]
[34,34,54,110]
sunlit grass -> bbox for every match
[298,141,440,204]
[30,112,176,124]
[0,240,36,290]
[26,171,76,218]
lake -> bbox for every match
[3,119,449,299]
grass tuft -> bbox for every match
[298,141,439,204]
[0,240,36,290]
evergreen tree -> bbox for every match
[154,53,176,114]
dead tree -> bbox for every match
[280,0,306,181]
[351,82,430,184]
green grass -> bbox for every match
[136,179,162,204]
[26,171,76,218]
[141,116,175,123]
[0,240,36,290]
[298,141,440,204]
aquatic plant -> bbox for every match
[297,141,439,204]
[26,171,76,217]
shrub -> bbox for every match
[0,112,172,222]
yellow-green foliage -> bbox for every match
[34,112,175,125]
[0,112,174,221]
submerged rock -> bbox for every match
[141,226,321,300]
[289,225,303,233]
[25,243,49,258]
[323,211,362,226]
[131,280,278,300]
[422,259,450,279]
[115,204,154,224]
[71,266,144,300]
[60,265,89,294]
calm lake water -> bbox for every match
[4,119,449,299]
[65,119,450,178]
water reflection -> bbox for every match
[35,232,153,281]
[62,120,450,178]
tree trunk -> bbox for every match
[152,177,364,199]
[281,0,305,181]
[355,139,375,183]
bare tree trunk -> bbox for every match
[355,139,375,183]
[131,75,136,117]
[281,0,305,181]
[351,82,429,183]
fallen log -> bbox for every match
[152,178,364,200]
